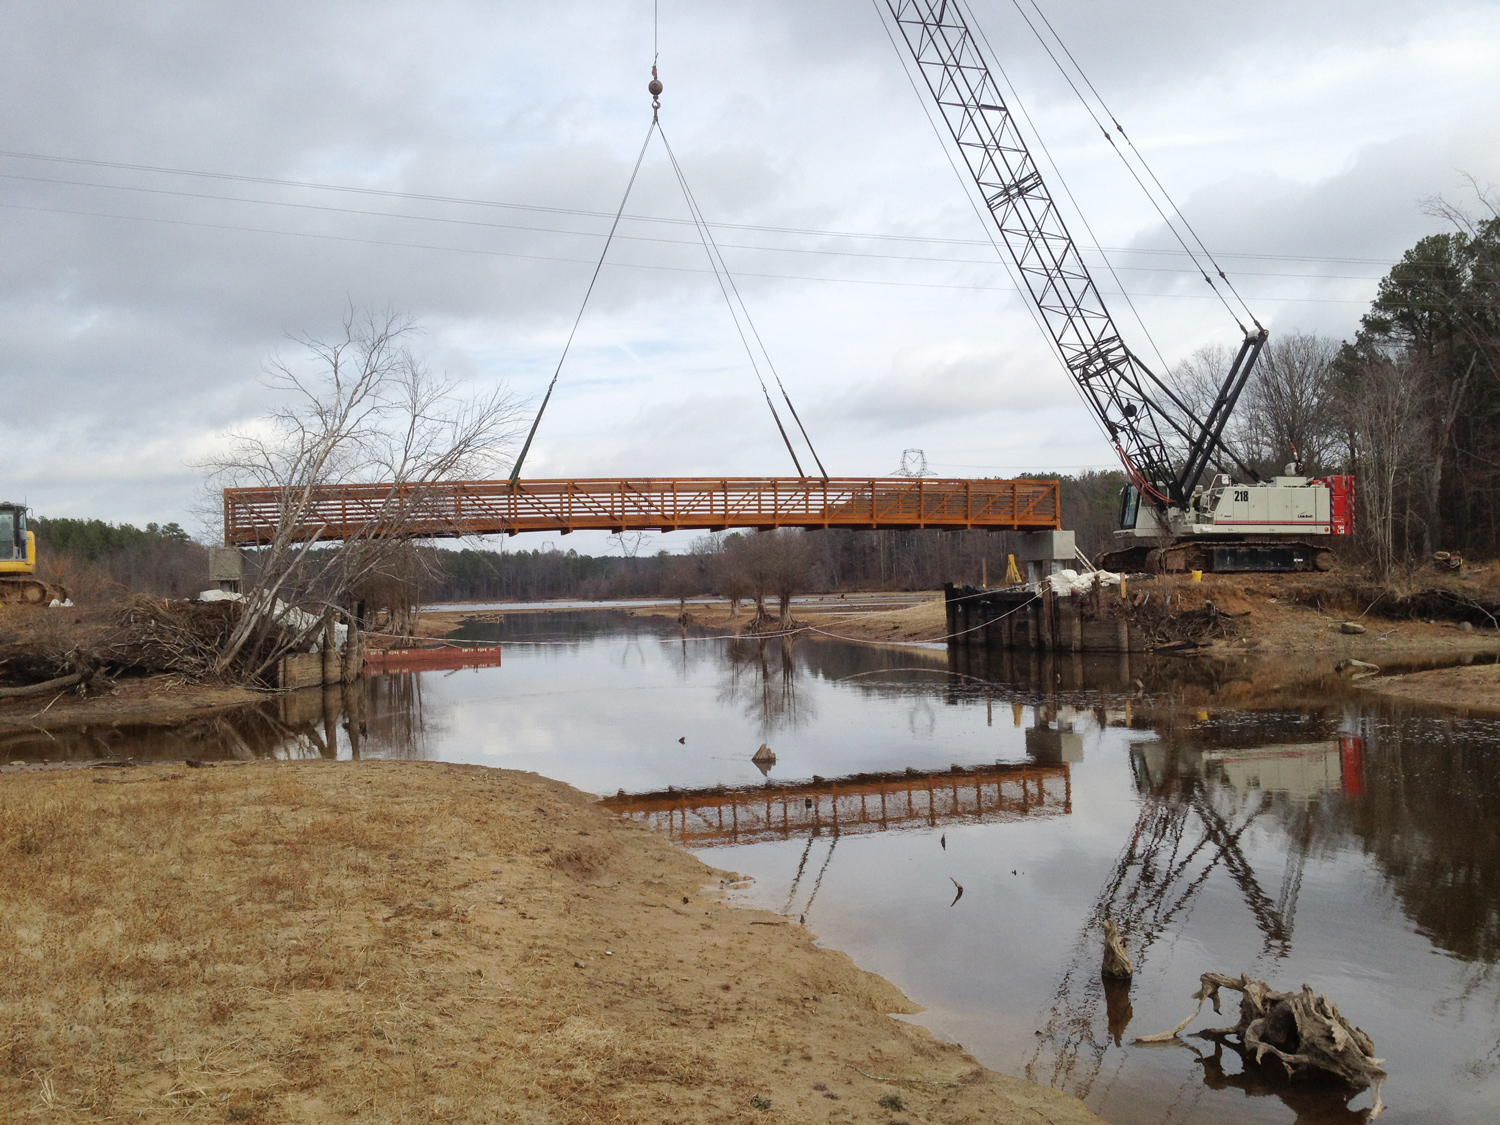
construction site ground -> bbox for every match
[0,758,1100,1125]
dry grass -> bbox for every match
[0,760,1098,1124]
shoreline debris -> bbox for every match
[1136,972,1386,1116]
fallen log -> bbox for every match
[1136,971,1386,1116]
[0,670,89,700]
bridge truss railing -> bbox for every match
[222,476,1061,546]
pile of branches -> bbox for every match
[105,595,298,684]
[1140,971,1386,1115]
[1109,588,1241,648]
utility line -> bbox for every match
[0,168,1402,280]
[0,197,1399,306]
[0,149,1402,267]
[508,118,658,486]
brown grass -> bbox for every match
[0,760,1098,1124]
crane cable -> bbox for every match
[658,125,829,480]
[510,36,824,484]
[1007,0,1261,333]
[508,118,657,485]
[651,0,824,479]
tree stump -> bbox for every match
[1137,972,1386,1116]
[1101,917,1133,979]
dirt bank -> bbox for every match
[0,759,1099,1124]
[1358,661,1500,712]
[0,674,264,732]
[420,596,952,646]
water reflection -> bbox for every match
[601,760,1071,846]
[718,636,814,734]
[8,612,1500,1123]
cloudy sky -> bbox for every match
[3,0,1497,550]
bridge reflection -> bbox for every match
[599,761,1071,847]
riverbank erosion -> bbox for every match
[0,759,1100,1124]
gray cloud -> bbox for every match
[0,0,1495,536]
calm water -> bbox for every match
[6,610,1500,1124]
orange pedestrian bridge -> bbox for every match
[221,476,1061,546]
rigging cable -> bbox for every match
[870,0,1123,465]
[507,117,657,485]
[952,0,1175,378]
[1008,0,1259,331]
[658,124,829,479]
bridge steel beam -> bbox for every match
[222,476,1061,546]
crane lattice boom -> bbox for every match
[884,0,1264,506]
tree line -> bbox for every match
[34,193,1500,630]
[1168,191,1498,574]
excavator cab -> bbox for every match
[0,503,31,565]
[0,503,66,604]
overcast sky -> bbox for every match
[3,0,1497,552]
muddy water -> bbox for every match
[6,610,1500,1124]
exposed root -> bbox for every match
[1137,972,1386,1116]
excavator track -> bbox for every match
[0,577,69,606]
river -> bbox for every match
[6,608,1499,1124]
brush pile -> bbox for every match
[0,594,316,696]
[106,594,245,679]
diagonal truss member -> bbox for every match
[883,0,1265,506]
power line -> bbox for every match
[0,168,1402,281]
[0,198,1397,308]
[0,148,1402,266]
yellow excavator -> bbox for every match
[0,502,68,605]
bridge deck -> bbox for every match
[222,476,1061,545]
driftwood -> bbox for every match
[1101,917,1132,978]
[0,669,89,700]
[1137,972,1386,1116]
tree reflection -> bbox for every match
[717,636,814,735]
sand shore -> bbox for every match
[0,759,1099,1124]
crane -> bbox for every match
[881,0,1353,572]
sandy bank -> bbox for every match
[0,759,1099,1124]
[1358,661,1500,712]
[421,597,953,645]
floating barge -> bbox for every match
[362,646,504,674]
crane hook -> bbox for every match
[649,64,663,119]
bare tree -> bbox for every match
[1340,352,1425,577]
[203,306,523,683]
[1240,332,1343,475]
